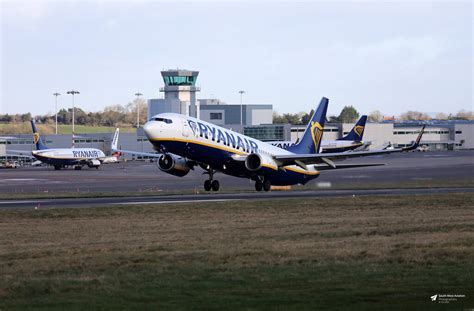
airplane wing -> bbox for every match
[111,128,162,158]
[314,163,384,170]
[274,125,425,168]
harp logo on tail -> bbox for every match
[310,121,323,151]
[33,132,40,144]
[354,125,364,137]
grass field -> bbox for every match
[0,123,136,135]
[1,193,473,310]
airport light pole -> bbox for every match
[67,90,80,148]
[53,92,61,134]
[239,90,245,126]
[135,92,143,128]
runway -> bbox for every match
[1,186,473,209]
[1,151,473,194]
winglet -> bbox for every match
[111,128,120,151]
[403,125,426,151]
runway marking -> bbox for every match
[0,178,48,182]
[114,199,242,205]
[0,200,49,205]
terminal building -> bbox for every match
[2,120,472,164]
[291,120,474,151]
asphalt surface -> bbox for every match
[1,187,473,210]
[1,151,472,194]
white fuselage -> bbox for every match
[271,139,362,151]
[143,113,319,175]
[32,148,105,166]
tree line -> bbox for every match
[0,100,147,127]
[273,106,474,125]
[1,103,472,126]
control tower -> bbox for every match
[159,69,200,118]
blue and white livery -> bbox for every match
[112,97,425,191]
[30,120,107,170]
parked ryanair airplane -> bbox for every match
[112,97,424,192]
[270,115,368,153]
[30,120,109,170]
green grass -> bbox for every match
[1,194,473,310]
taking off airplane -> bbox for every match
[112,97,425,191]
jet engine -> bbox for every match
[245,153,277,171]
[87,159,101,168]
[157,154,191,177]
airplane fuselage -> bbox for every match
[143,113,321,185]
[32,148,105,167]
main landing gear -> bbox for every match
[255,177,271,192]
[203,167,220,191]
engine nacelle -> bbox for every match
[245,153,277,171]
[88,159,101,168]
[157,154,191,177]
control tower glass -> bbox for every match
[163,76,196,86]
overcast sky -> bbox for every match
[1,0,472,117]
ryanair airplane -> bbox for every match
[112,97,425,192]
[270,115,368,153]
[30,120,108,170]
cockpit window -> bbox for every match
[151,117,173,124]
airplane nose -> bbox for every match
[143,121,156,139]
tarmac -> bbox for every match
[0,151,472,209]
[1,186,473,210]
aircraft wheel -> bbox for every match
[74,166,82,170]
[204,180,212,191]
[211,180,220,191]
[263,180,271,192]
[255,181,263,192]
[54,165,61,170]
[95,166,99,170]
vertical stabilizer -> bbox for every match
[30,120,49,150]
[287,97,328,154]
[338,115,367,141]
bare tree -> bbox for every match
[368,110,383,122]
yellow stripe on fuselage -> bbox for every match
[150,137,247,155]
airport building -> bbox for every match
[147,69,273,128]
[148,69,201,119]
[1,120,472,165]
[291,120,474,150]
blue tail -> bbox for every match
[287,97,328,154]
[337,115,367,141]
[31,120,49,150]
